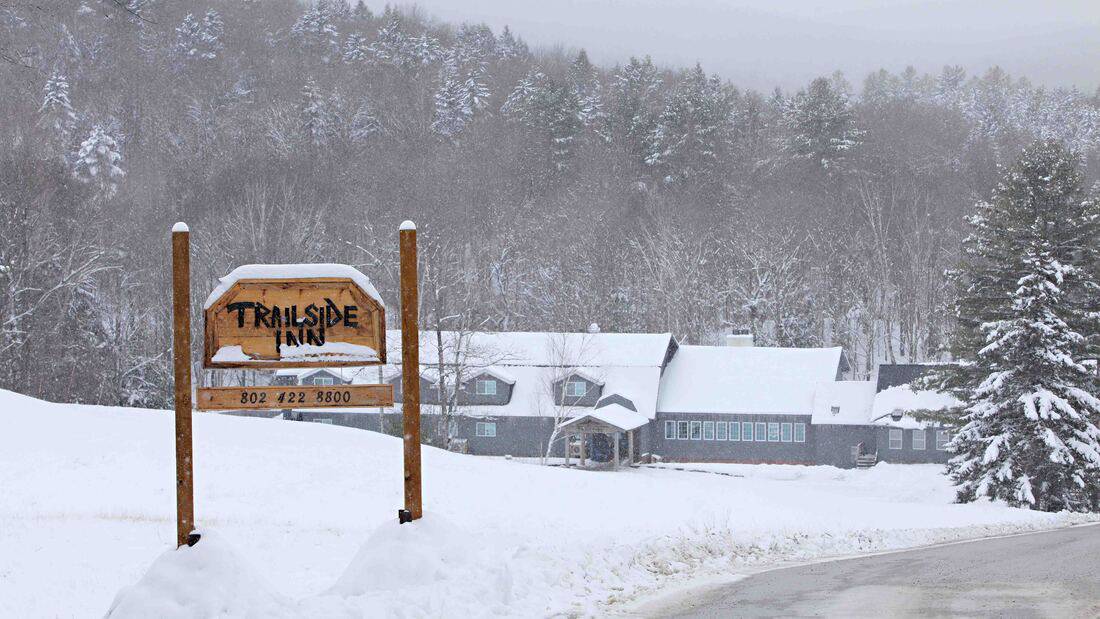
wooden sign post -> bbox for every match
[399,220,422,523]
[171,222,195,549]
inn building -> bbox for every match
[229,330,955,468]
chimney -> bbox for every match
[726,329,753,347]
[587,322,601,334]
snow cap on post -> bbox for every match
[172,222,189,233]
[399,220,416,231]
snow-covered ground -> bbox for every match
[1,389,1094,618]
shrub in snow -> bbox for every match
[932,140,1100,512]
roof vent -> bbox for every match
[587,322,601,334]
[726,329,753,347]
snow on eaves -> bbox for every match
[811,381,877,425]
[202,264,383,310]
[559,403,650,432]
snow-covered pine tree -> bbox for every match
[568,50,604,131]
[175,10,223,62]
[73,126,124,198]
[299,78,332,146]
[782,76,861,172]
[936,140,1100,512]
[432,50,470,139]
[39,70,76,154]
[646,64,732,186]
[342,33,367,63]
[502,70,583,174]
[496,26,528,60]
[291,3,339,63]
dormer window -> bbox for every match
[475,379,497,396]
[565,380,587,397]
[312,376,334,386]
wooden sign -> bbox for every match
[203,265,386,368]
[196,384,394,411]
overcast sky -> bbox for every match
[399,0,1100,93]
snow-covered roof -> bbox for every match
[558,403,650,432]
[657,345,844,414]
[384,330,675,368]
[466,367,517,385]
[871,385,959,429]
[202,264,383,310]
[811,381,877,425]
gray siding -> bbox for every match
[875,427,952,464]
[457,372,513,406]
[813,424,877,468]
[653,413,814,464]
[551,374,602,407]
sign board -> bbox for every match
[196,384,394,411]
[203,265,386,368]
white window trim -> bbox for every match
[794,423,806,443]
[565,380,587,397]
[476,421,497,437]
[741,422,753,442]
[912,429,927,450]
[755,422,767,442]
[665,420,676,440]
[313,376,335,386]
[677,421,690,440]
[729,421,741,441]
[936,429,951,451]
[780,422,793,442]
[716,421,728,441]
[889,428,903,450]
[703,421,715,440]
[767,422,780,442]
[475,379,497,396]
[690,420,702,440]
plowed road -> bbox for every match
[662,524,1100,618]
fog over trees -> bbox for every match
[2,0,1099,407]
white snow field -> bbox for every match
[1,389,1095,618]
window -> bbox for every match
[665,420,676,440]
[781,423,793,442]
[794,423,806,443]
[716,421,728,441]
[312,376,334,386]
[475,379,497,396]
[314,418,332,424]
[936,429,951,451]
[475,421,497,437]
[677,421,689,440]
[741,422,753,442]
[729,421,741,441]
[912,429,927,450]
[565,380,587,397]
[767,423,780,442]
[703,421,715,440]
[755,422,767,442]
[690,421,702,440]
[889,428,903,450]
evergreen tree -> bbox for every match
[783,76,861,172]
[350,99,381,142]
[503,69,583,174]
[175,10,223,62]
[73,126,124,198]
[342,33,367,63]
[934,140,1100,512]
[607,56,660,171]
[39,70,76,153]
[291,4,339,63]
[646,64,732,186]
[432,50,470,139]
[299,78,332,146]
[496,26,528,60]
[568,50,604,130]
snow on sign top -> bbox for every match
[202,264,386,369]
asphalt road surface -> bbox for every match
[663,525,1100,618]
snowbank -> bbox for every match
[0,389,1093,618]
[106,531,296,619]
